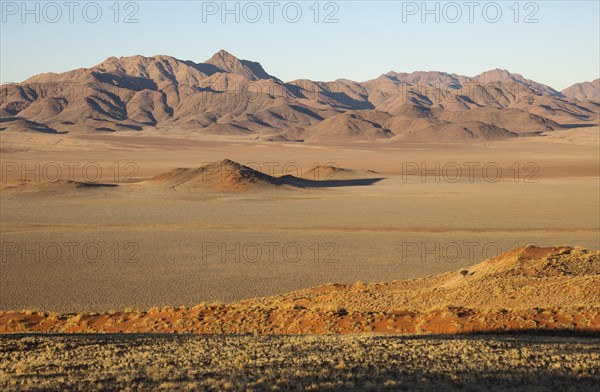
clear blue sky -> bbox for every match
[1,1,598,90]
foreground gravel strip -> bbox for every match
[1,334,599,391]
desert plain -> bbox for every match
[0,127,599,390]
[1,126,599,389]
[0,126,598,313]
[0,50,599,390]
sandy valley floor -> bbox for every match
[0,125,599,392]
[0,129,599,312]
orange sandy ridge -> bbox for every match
[1,246,599,335]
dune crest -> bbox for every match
[145,159,280,191]
[142,159,383,191]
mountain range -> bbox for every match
[1,50,598,142]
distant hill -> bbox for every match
[562,79,599,102]
[1,50,598,143]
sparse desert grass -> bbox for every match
[0,334,598,391]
